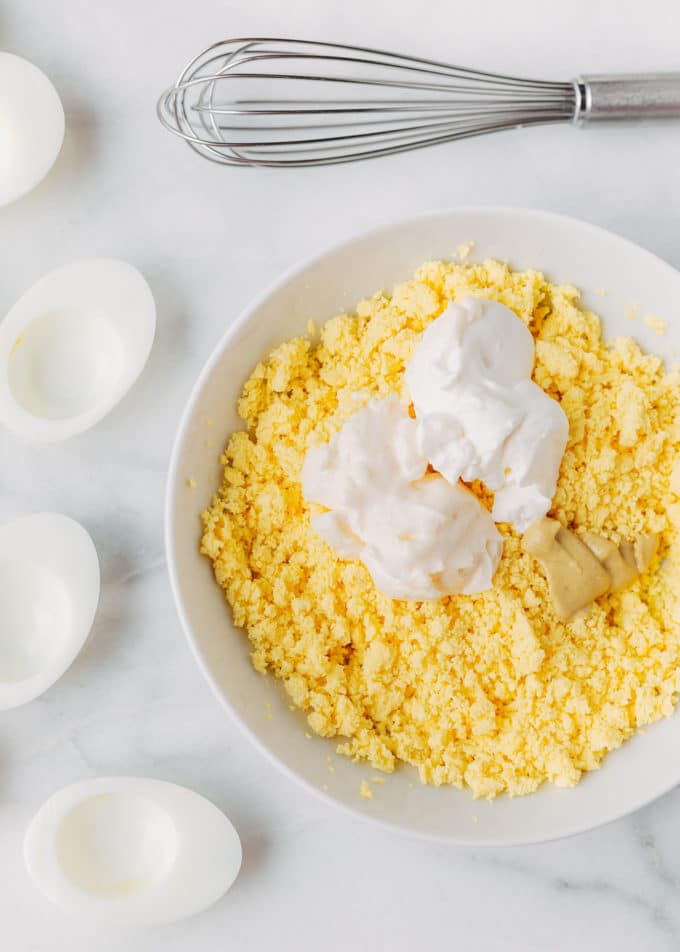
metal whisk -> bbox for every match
[157,38,680,167]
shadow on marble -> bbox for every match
[233,831,270,892]
[133,263,190,398]
[94,261,191,443]
[55,103,98,191]
[18,96,99,212]
[70,543,138,675]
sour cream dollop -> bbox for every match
[405,298,568,532]
[301,395,502,600]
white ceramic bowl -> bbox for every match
[166,207,680,845]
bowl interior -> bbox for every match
[167,207,680,844]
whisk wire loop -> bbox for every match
[157,37,580,166]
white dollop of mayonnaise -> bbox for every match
[301,395,502,600]
[405,298,569,532]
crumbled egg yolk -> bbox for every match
[359,780,374,800]
[644,313,667,335]
[455,240,475,261]
[201,259,680,799]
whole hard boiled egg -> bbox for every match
[24,777,242,925]
[0,512,99,710]
[0,52,65,206]
[0,258,155,441]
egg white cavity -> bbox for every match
[8,310,124,420]
[25,778,242,925]
[0,259,155,441]
[0,52,64,206]
[0,513,99,710]
[56,794,177,897]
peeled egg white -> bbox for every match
[0,512,99,710]
[24,777,242,925]
[0,258,156,441]
[0,52,65,206]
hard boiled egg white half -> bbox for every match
[24,777,242,925]
[0,258,155,441]
[0,512,100,710]
[0,52,65,206]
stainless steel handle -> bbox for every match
[575,73,680,121]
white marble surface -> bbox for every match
[2,0,680,948]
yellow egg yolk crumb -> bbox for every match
[360,780,374,800]
[644,313,667,335]
[201,259,680,799]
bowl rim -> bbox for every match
[165,204,680,846]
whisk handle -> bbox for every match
[577,73,680,121]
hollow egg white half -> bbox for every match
[0,52,65,206]
[0,258,156,441]
[0,512,99,710]
[24,777,242,925]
